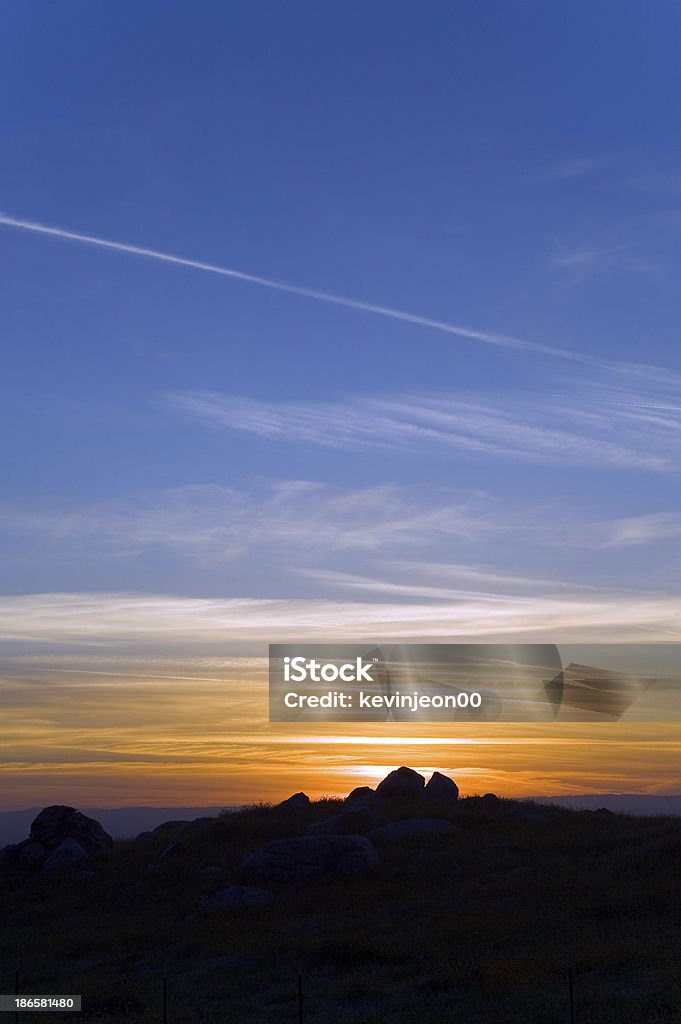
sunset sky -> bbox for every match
[1,3,680,810]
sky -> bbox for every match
[0,2,680,809]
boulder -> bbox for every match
[41,838,89,873]
[424,771,459,805]
[152,820,190,835]
[276,792,310,810]
[200,885,273,910]
[243,835,379,883]
[18,841,49,865]
[161,842,185,859]
[306,807,383,836]
[367,818,460,842]
[375,767,425,801]
[0,843,19,866]
[344,786,376,809]
[30,806,113,854]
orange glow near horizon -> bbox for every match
[1,656,680,810]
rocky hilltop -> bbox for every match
[1,767,680,1024]
[0,766,538,885]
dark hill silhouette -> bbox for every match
[2,793,678,848]
[536,793,681,815]
[2,767,681,1022]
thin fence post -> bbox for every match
[163,973,167,1024]
[567,966,575,1024]
[297,972,303,1024]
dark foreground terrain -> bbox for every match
[1,782,681,1023]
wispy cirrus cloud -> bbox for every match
[0,587,679,649]
[1,484,678,595]
[165,373,681,471]
[549,208,681,280]
[549,242,658,278]
[550,244,630,271]
[599,512,681,548]
[0,482,495,561]
[300,564,611,600]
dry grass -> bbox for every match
[1,798,681,1022]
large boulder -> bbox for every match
[424,771,460,805]
[188,816,217,829]
[0,844,20,866]
[30,806,113,855]
[41,838,89,873]
[0,807,114,872]
[375,767,425,801]
[306,807,383,836]
[367,818,460,842]
[152,820,190,836]
[276,792,310,811]
[344,786,376,809]
[161,842,185,859]
[18,841,50,865]
[200,885,273,911]
[243,835,379,883]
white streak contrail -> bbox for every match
[0,212,596,365]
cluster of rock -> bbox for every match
[350,764,459,806]
[240,766,461,886]
[243,833,379,884]
[197,767,462,912]
[0,805,113,874]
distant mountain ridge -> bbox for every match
[535,795,681,816]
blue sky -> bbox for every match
[1,1,680,644]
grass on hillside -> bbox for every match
[1,796,681,1023]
